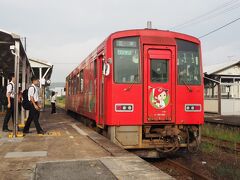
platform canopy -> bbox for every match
[29,58,53,86]
[0,29,34,137]
[0,29,31,79]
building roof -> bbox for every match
[0,28,20,40]
[204,60,240,75]
[0,29,31,78]
[29,58,53,68]
[29,58,53,80]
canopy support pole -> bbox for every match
[13,40,20,138]
[21,57,26,126]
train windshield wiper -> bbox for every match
[124,75,138,91]
[181,79,192,92]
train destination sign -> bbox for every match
[117,49,133,56]
[116,40,137,48]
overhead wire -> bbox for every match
[170,0,240,30]
[177,3,240,30]
[52,63,79,65]
[199,17,240,38]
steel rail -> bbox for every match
[164,159,210,180]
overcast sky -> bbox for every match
[1,0,240,82]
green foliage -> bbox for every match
[45,96,65,109]
[215,164,240,180]
[202,124,240,143]
[200,142,216,153]
[56,96,65,109]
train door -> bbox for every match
[144,46,175,123]
[97,55,105,128]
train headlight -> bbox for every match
[115,104,134,112]
[185,104,201,112]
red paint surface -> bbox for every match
[65,29,204,127]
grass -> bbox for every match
[56,96,65,109]
[45,100,51,106]
[202,123,240,143]
[200,142,216,153]
[215,164,240,180]
[45,96,65,109]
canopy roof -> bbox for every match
[29,58,53,80]
[0,29,30,78]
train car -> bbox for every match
[65,29,204,157]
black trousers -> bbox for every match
[23,103,43,133]
[51,102,56,114]
[2,98,14,130]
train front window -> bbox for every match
[151,60,169,83]
[176,39,201,85]
[114,37,140,83]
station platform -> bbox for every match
[0,108,173,180]
[205,113,240,127]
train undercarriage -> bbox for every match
[108,124,201,158]
[68,110,201,158]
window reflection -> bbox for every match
[177,39,201,85]
[151,60,168,83]
[114,37,140,83]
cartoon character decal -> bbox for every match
[150,88,170,109]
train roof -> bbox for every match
[67,29,200,78]
[108,29,200,44]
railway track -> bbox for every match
[151,158,210,180]
[201,136,240,154]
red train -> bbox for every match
[65,29,204,157]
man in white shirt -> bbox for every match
[51,91,56,114]
[2,74,15,132]
[23,76,44,134]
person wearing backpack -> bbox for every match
[23,76,45,135]
[2,74,15,132]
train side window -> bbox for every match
[68,79,71,95]
[77,74,80,93]
[71,79,74,95]
[94,60,97,79]
[80,70,84,93]
[150,60,168,83]
[72,79,74,95]
[74,77,77,94]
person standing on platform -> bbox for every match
[51,91,56,114]
[2,74,15,132]
[23,76,45,135]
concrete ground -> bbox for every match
[205,113,240,127]
[0,108,173,180]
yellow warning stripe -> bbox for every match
[7,131,61,138]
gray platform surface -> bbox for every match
[5,151,47,158]
[205,113,240,127]
[101,156,173,180]
[0,108,173,180]
[35,157,173,180]
[35,160,117,180]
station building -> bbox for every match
[204,60,240,115]
[49,82,66,97]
